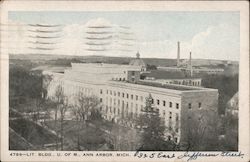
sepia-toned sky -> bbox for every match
[8,11,239,61]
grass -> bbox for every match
[44,120,108,151]
[9,118,57,147]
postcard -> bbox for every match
[0,0,249,162]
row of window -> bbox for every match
[104,106,180,134]
[101,89,182,110]
[188,102,202,109]
[101,89,144,102]
[153,99,179,109]
[104,103,180,122]
[101,89,202,110]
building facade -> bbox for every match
[43,63,218,143]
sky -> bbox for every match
[7,11,240,61]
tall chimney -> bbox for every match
[177,41,180,67]
[189,51,193,77]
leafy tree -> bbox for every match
[9,67,43,108]
[136,94,176,151]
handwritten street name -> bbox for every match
[134,151,244,161]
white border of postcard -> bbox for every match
[0,1,249,162]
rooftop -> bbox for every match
[129,52,146,67]
[136,80,197,91]
[141,70,199,79]
[110,79,214,92]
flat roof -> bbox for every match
[110,80,217,93]
[141,70,199,79]
[136,80,197,91]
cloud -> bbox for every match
[6,18,239,61]
[137,40,192,59]
[190,23,239,60]
[137,23,239,61]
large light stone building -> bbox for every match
[43,62,218,143]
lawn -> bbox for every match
[9,118,57,149]
[44,120,109,151]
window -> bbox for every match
[174,137,178,143]
[127,93,129,98]
[176,103,179,109]
[110,90,112,95]
[163,100,166,106]
[198,102,202,108]
[188,103,192,109]
[141,105,143,111]
[118,92,120,97]
[168,136,171,141]
[122,93,125,98]
[163,110,166,116]
[136,95,138,100]
[100,98,103,102]
[157,99,160,105]
[106,90,108,94]
[169,112,172,119]
[100,89,103,94]
[152,99,154,104]
[188,116,191,120]
[114,91,116,96]
[114,107,116,114]
[175,128,179,133]
[169,102,172,108]
[131,94,133,100]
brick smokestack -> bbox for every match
[189,51,193,77]
[177,41,180,67]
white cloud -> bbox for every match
[137,23,239,61]
[190,23,239,60]
[6,18,239,61]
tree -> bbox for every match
[72,93,100,150]
[58,96,69,151]
[180,108,220,151]
[53,84,68,150]
[136,94,176,151]
[219,113,238,151]
[146,64,157,70]
[201,74,238,114]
